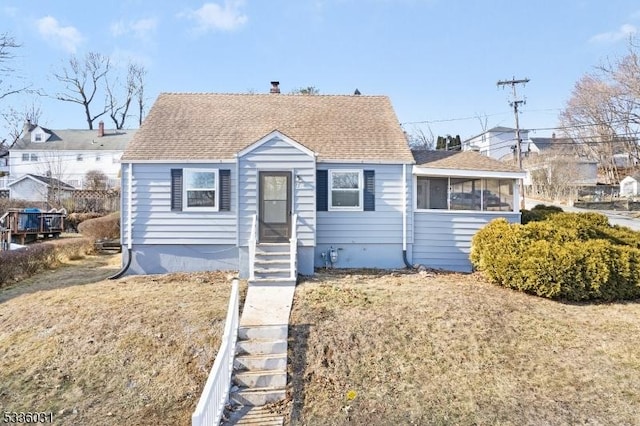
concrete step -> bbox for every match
[248,278,296,286]
[238,325,288,341]
[255,243,290,254]
[230,387,287,406]
[234,353,287,371]
[255,267,290,274]
[254,258,290,266]
[224,406,284,425]
[233,369,287,388]
[255,271,292,280]
[236,339,287,356]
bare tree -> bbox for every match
[1,102,43,148]
[134,64,147,126]
[560,38,640,183]
[106,62,147,129]
[53,52,110,130]
[0,33,28,101]
[84,169,108,190]
[406,125,436,151]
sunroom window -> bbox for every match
[184,169,218,210]
[416,176,514,212]
[329,170,362,210]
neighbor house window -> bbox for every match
[22,153,29,161]
[95,154,101,162]
[416,176,514,212]
[183,169,218,210]
[30,154,38,161]
[329,170,362,210]
[76,154,83,161]
[34,133,42,142]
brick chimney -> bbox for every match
[98,121,104,137]
[270,81,280,94]
[22,119,32,137]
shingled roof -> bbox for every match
[121,93,414,162]
[412,150,522,173]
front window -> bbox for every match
[184,169,218,210]
[416,176,514,212]
[22,153,29,162]
[330,170,362,210]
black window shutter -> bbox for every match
[219,169,231,211]
[171,169,183,211]
[364,170,375,211]
[316,170,328,211]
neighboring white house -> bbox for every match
[462,126,532,161]
[7,174,75,203]
[620,174,640,197]
[5,121,136,190]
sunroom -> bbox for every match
[409,150,526,272]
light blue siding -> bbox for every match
[126,244,238,275]
[411,212,520,272]
[317,164,405,244]
[238,136,316,247]
[122,162,236,246]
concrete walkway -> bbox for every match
[239,282,296,327]
[224,282,296,425]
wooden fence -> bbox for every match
[55,189,120,213]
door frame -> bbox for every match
[258,170,292,243]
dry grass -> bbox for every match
[287,269,640,425]
[0,254,245,425]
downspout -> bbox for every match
[109,162,133,279]
[402,163,414,269]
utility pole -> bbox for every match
[497,77,529,209]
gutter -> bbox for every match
[401,163,414,269]
[109,162,133,279]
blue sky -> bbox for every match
[1,0,639,141]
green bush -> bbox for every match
[77,212,120,241]
[0,238,93,287]
[521,204,564,224]
[471,213,640,301]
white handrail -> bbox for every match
[290,214,298,280]
[192,279,240,426]
[249,214,257,281]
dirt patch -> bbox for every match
[286,269,640,425]
[0,257,245,425]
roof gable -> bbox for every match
[237,130,316,158]
[8,174,75,190]
[122,93,414,163]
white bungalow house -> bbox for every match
[7,174,75,203]
[5,121,135,191]
[118,84,525,278]
[620,174,640,197]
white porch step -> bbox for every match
[248,278,296,286]
[224,406,284,425]
[233,369,287,388]
[238,325,288,341]
[234,353,288,371]
[236,339,287,356]
[230,387,287,406]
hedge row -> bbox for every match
[0,238,94,287]
[77,212,120,241]
[471,213,640,301]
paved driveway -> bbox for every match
[524,198,640,232]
